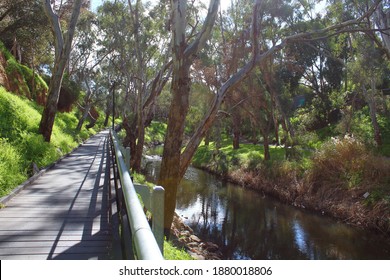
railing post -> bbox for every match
[125,147,130,170]
[152,186,165,254]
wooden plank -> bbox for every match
[0,255,50,260]
[0,131,114,260]
[0,254,106,260]
[4,197,105,204]
[0,217,107,223]
[0,210,109,218]
[0,224,109,232]
[0,240,110,248]
[0,246,109,255]
[0,234,111,242]
[1,205,103,210]
[0,229,111,235]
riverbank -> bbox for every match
[132,171,222,260]
[192,137,390,237]
[170,213,223,260]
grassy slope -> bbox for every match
[0,87,101,197]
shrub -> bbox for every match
[342,107,376,145]
[306,135,390,194]
[243,150,263,170]
[307,135,367,191]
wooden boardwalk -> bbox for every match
[0,130,116,260]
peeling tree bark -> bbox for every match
[39,0,83,142]
[159,0,220,235]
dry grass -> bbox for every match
[225,135,390,234]
[306,135,368,191]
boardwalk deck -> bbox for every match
[0,130,114,260]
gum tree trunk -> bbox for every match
[159,0,220,236]
[39,0,82,142]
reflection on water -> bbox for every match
[144,159,390,260]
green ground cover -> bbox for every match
[0,87,105,197]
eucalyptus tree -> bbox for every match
[323,0,390,145]
[348,35,387,146]
[157,0,385,235]
[97,0,171,171]
[0,0,49,65]
[67,10,107,131]
[39,0,84,142]
[373,0,390,57]
[158,0,220,234]
[219,0,254,149]
[0,0,52,104]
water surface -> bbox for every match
[144,158,390,259]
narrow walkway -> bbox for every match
[0,130,114,260]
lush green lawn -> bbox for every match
[192,139,287,174]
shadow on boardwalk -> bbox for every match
[0,130,118,260]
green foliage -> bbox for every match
[132,172,154,188]
[377,114,390,156]
[163,240,193,260]
[0,138,25,196]
[1,41,48,100]
[0,41,13,60]
[185,83,214,136]
[0,87,101,197]
[18,132,59,168]
[364,188,390,207]
[0,87,41,139]
[193,139,285,174]
[5,58,30,95]
[145,121,167,144]
[18,64,48,95]
[347,108,375,143]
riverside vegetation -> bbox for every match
[191,130,390,236]
[140,105,390,236]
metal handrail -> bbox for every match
[110,130,164,260]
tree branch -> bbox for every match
[185,0,220,58]
[43,0,64,57]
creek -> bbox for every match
[144,156,390,259]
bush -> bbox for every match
[242,150,263,170]
[349,108,375,144]
[307,135,390,193]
